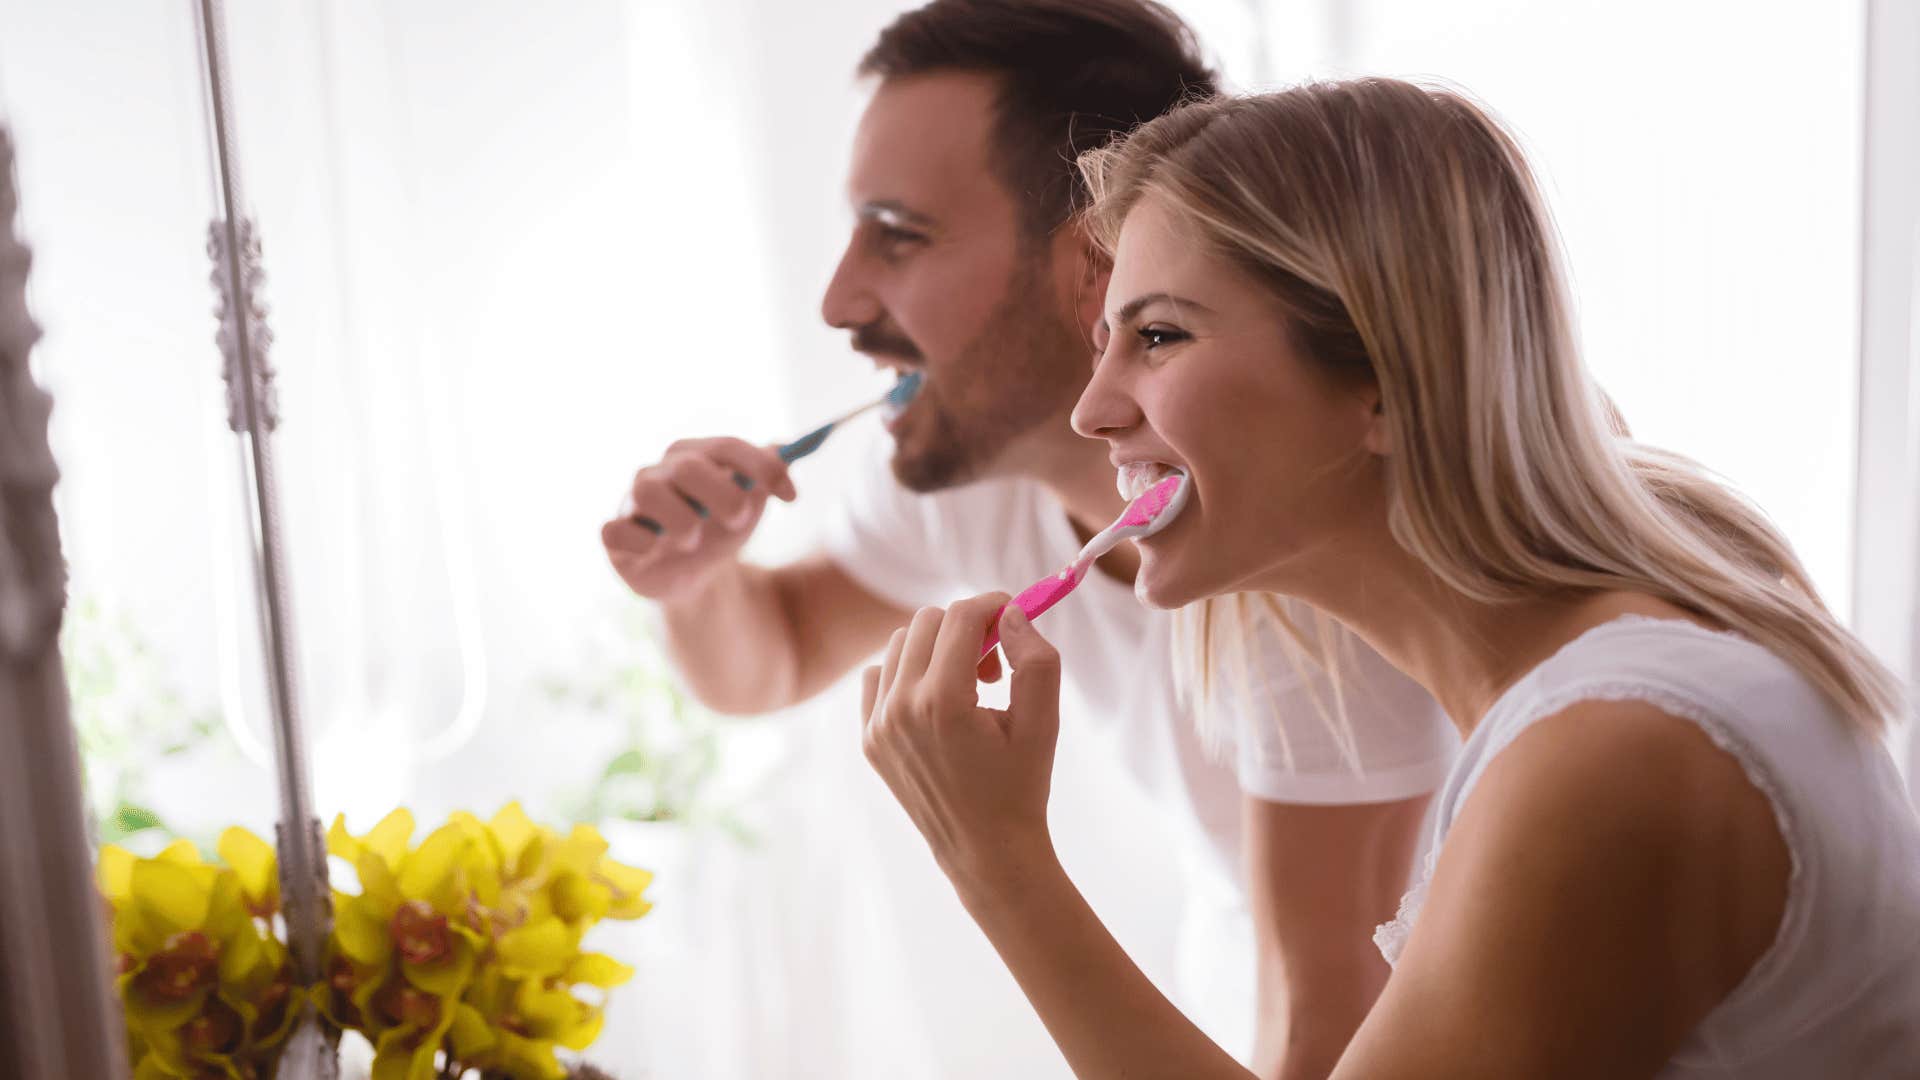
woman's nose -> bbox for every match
[1071,351,1142,440]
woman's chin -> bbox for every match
[1132,553,1196,610]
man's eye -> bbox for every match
[877,226,926,251]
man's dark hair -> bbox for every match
[859,0,1218,238]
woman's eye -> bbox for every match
[1136,325,1189,349]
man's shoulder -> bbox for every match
[825,441,1061,595]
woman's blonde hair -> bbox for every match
[1077,78,1903,736]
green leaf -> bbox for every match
[114,805,166,835]
[600,750,649,779]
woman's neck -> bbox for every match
[1263,527,1690,741]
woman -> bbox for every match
[859,79,1920,1078]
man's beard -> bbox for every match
[891,258,1084,493]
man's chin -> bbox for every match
[889,445,974,493]
[887,413,991,492]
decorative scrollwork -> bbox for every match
[0,127,67,661]
[208,216,279,434]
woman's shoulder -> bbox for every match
[1427,693,1793,1018]
[1484,605,1825,754]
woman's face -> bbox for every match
[1072,196,1387,609]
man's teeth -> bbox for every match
[1115,462,1176,500]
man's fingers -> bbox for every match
[629,483,703,547]
[601,517,661,558]
[703,439,797,502]
[665,455,752,527]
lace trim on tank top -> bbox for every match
[1373,620,1809,1034]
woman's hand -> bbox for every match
[860,592,1062,891]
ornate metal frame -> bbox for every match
[0,124,129,1080]
[195,0,334,1071]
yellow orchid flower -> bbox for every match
[98,831,296,1080]
[321,803,653,1078]
[217,826,279,918]
[330,811,506,1080]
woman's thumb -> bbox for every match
[999,606,1061,737]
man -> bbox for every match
[600,2,1455,1075]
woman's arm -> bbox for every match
[955,833,1258,1080]
[1330,700,1790,1079]
[1244,795,1428,1080]
[861,594,1255,1080]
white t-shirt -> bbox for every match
[818,431,1456,889]
[1375,616,1920,1077]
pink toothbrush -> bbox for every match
[980,470,1191,658]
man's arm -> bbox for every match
[602,436,912,715]
[660,553,909,715]
[1244,795,1428,1080]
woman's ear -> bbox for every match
[1360,385,1392,457]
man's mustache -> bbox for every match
[851,326,922,363]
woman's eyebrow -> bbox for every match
[1106,292,1214,326]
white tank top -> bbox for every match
[1373,615,1920,1077]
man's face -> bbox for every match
[820,71,1088,492]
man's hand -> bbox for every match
[601,437,797,604]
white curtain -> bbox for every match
[1854,0,1920,791]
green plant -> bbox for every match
[62,593,222,847]
[543,608,752,841]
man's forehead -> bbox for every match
[845,71,1004,217]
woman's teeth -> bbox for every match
[1116,462,1177,500]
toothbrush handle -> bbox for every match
[980,571,1081,659]
[777,420,837,464]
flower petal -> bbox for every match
[370,1028,439,1080]
[564,952,634,989]
[488,802,537,868]
[363,808,417,871]
[204,871,250,944]
[130,859,212,937]
[356,851,401,910]
[559,1004,605,1051]
[216,827,278,915]
[215,922,266,990]
[326,814,362,863]
[155,839,204,867]
[551,871,612,925]
[495,917,575,979]
[98,844,136,902]
[395,825,466,911]
[447,1001,495,1058]
[334,898,392,967]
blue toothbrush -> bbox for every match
[770,370,924,468]
[635,372,923,533]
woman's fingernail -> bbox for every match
[1003,606,1027,628]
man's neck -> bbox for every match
[1012,423,1139,586]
